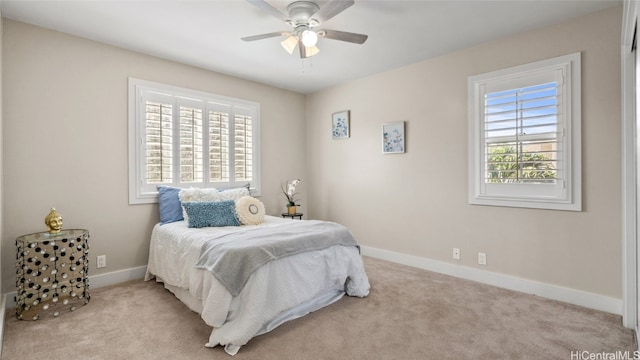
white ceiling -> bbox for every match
[0,0,620,94]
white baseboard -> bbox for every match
[0,294,5,355]
[4,265,148,310]
[89,265,148,289]
[2,249,623,317]
[361,245,622,315]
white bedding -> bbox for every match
[145,215,370,355]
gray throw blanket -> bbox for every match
[195,220,359,296]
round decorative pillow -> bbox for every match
[235,196,265,225]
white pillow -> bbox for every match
[235,196,265,225]
[218,187,250,201]
[178,188,222,221]
[178,187,222,202]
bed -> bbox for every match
[144,214,370,355]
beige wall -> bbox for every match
[306,6,623,298]
[0,11,4,297]
[1,6,624,301]
[1,19,307,293]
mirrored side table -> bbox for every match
[15,229,90,320]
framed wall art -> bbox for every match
[382,121,405,154]
[332,110,350,139]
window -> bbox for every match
[468,53,581,211]
[128,78,260,204]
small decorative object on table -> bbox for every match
[15,208,90,320]
[282,179,301,215]
[44,207,63,234]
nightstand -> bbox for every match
[281,212,303,220]
[15,229,90,320]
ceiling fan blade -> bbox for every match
[246,0,289,22]
[318,29,368,44]
[241,31,289,42]
[315,0,354,23]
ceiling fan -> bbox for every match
[242,0,368,58]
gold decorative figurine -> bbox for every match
[44,207,63,234]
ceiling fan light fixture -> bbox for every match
[281,35,298,54]
[301,29,318,47]
[305,45,320,57]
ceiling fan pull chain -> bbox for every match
[300,56,315,74]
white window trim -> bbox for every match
[468,53,581,211]
[128,78,261,204]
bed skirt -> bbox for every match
[150,274,347,355]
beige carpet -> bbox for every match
[2,256,635,360]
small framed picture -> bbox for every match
[332,110,350,139]
[382,121,405,154]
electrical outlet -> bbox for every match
[97,255,107,269]
[478,252,487,266]
[452,248,461,260]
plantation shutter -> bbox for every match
[144,93,174,187]
[206,102,255,187]
[468,53,579,211]
[178,99,204,184]
[233,106,254,183]
[483,79,560,184]
[208,103,231,182]
[129,78,261,204]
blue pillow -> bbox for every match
[158,186,183,224]
[182,200,240,228]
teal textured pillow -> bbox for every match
[182,200,240,228]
